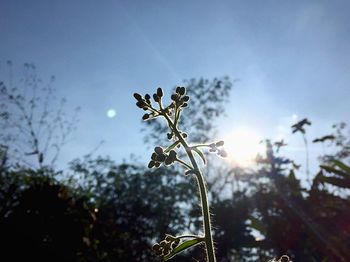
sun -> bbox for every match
[222,127,264,167]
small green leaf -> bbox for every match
[320,165,349,178]
[331,160,350,174]
[164,238,203,261]
[318,175,350,189]
[184,169,198,176]
[192,147,206,165]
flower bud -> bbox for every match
[182,95,190,102]
[148,161,155,168]
[215,140,224,147]
[157,87,163,97]
[156,153,166,162]
[165,235,176,242]
[169,150,177,159]
[151,153,157,160]
[142,113,150,120]
[154,146,163,154]
[133,93,142,101]
[171,94,179,101]
[179,87,186,95]
[136,101,145,108]
[218,149,228,158]
[145,94,151,100]
[153,93,159,102]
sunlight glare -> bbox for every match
[107,109,117,118]
[223,127,264,167]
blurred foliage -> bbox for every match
[0,73,350,261]
[143,77,233,145]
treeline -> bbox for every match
[1,66,350,261]
[1,141,350,261]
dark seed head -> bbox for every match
[182,133,188,138]
[167,133,173,140]
[145,94,151,100]
[182,103,188,108]
[176,86,181,93]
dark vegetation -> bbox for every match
[0,64,349,261]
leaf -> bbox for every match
[192,147,206,165]
[288,170,296,180]
[164,238,203,261]
[318,175,350,189]
[249,216,267,235]
[332,160,350,174]
[185,170,196,176]
[320,165,349,178]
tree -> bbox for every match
[0,61,79,169]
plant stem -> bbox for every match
[163,112,216,262]
[303,134,310,186]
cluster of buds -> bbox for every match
[209,141,227,158]
[134,88,165,121]
[148,146,177,168]
[171,86,190,108]
[133,93,151,110]
[152,235,180,257]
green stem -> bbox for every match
[163,112,216,262]
[177,234,204,240]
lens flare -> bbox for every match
[223,127,264,167]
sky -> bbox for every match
[0,0,349,177]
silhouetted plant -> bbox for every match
[315,122,350,164]
[291,118,311,184]
[134,87,228,261]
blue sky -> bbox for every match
[1,0,349,175]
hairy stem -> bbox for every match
[163,112,216,262]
